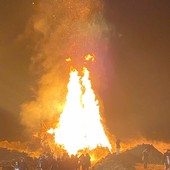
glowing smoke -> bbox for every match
[0,140,42,158]
[20,0,110,136]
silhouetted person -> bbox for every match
[70,154,80,170]
[142,147,149,169]
[163,149,170,170]
[116,138,121,155]
[84,153,91,170]
[75,154,80,170]
[14,162,19,170]
[20,158,28,170]
[51,157,62,170]
[37,155,46,170]
[62,153,71,170]
[79,154,86,170]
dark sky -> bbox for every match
[103,0,170,141]
[0,0,170,142]
[0,0,33,140]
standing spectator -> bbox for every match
[20,158,28,170]
[116,138,121,155]
[79,154,86,170]
[142,147,149,169]
[163,149,170,170]
[14,162,19,170]
[84,153,91,170]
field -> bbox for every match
[135,163,165,170]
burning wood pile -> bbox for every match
[45,54,111,156]
[31,54,113,162]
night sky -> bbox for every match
[0,0,170,143]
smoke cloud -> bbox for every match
[20,0,111,136]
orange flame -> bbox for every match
[48,56,111,155]
[66,58,71,62]
[47,128,54,134]
[84,54,95,61]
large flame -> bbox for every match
[50,55,111,155]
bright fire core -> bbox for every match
[49,55,111,155]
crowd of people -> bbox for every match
[49,153,91,170]
[2,138,170,170]
[13,152,91,170]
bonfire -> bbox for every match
[46,54,112,160]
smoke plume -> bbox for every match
[20,0,111,136]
